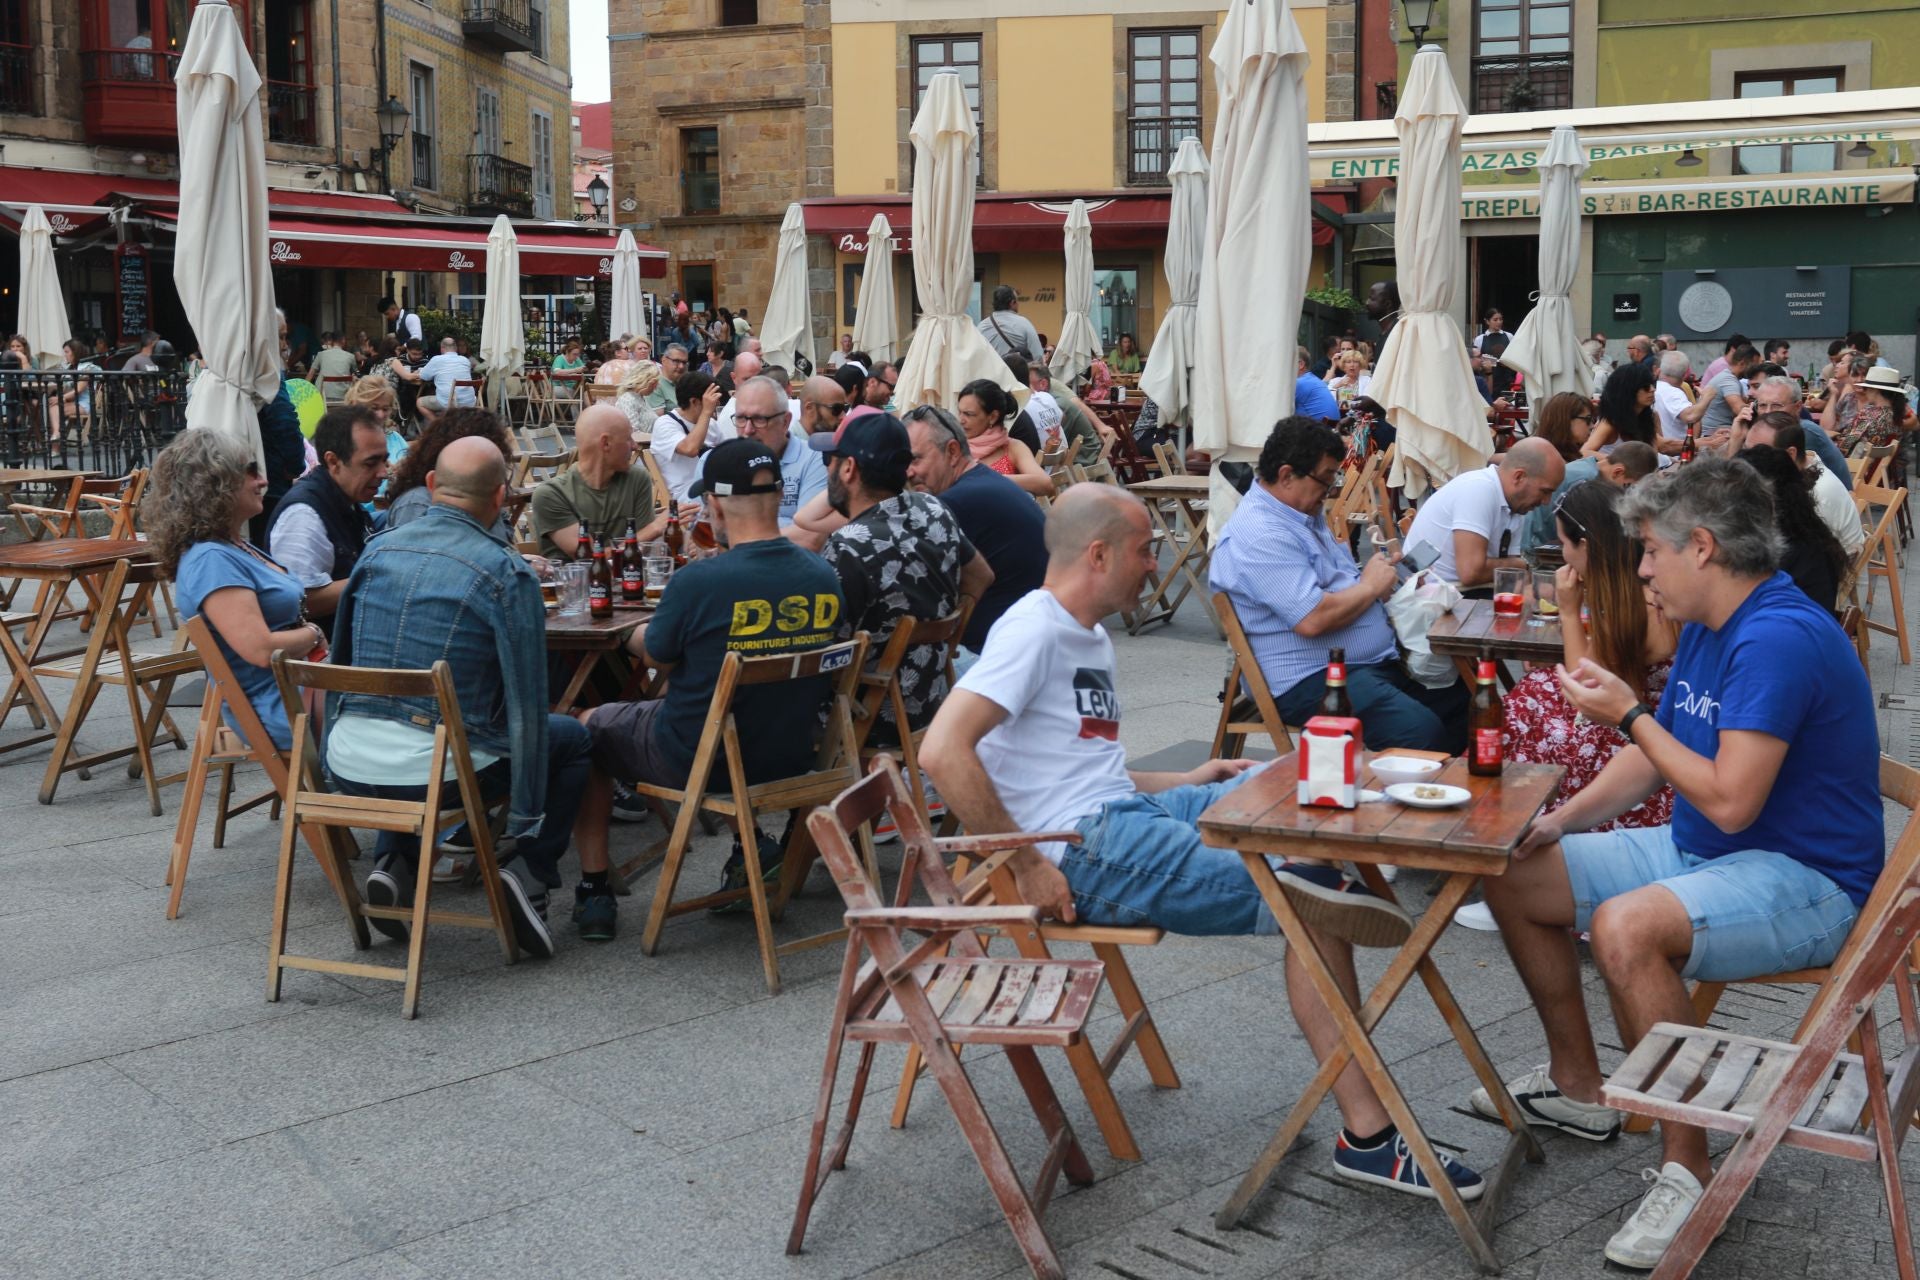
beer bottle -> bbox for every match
[1468,652,1504,777]
[573,518,593,562]
[588,534,614,618]
[1317,648,1354,719]
[1680,423,1696,464]
[619,517,643,602]
[664,500,686,567]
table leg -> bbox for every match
[0,575,67,750]
[549,651,601,714]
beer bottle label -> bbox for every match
[1327,663,1346,684]
[1473,727,1503,767]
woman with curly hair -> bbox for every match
[153,430,325,749]
[382,407,516,537]
[1580,359,1659,457]
[615,360,662,440]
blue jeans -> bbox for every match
[329,713,593,892]
[1061,769,1277,936]
[1276,660,1468,754]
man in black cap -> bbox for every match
[813,414,994,743]
[568,439,844,939]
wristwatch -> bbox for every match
[1617,703,1653,739]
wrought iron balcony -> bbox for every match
[1470,53,1574,114]
[0,41,31,115]
[468,152,534,217]
[1125,114,1202,186]
[267,80,318,146]
[462,1,538,55]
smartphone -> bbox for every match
[1399,539,1440,577]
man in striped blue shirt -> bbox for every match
[1210,418,1468,753]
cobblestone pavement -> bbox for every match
[2,524,1914,1279]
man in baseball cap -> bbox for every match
[688,436,782,503]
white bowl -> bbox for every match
[1369,754,1445,785]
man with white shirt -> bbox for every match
[827,334,853,369]
[1653,351,1692,447]
[1403,438,1564,592]
[922,484,1489,1205]
[650,371,726,503]
[1745,413,1863,555]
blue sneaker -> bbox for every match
[1269,860,1413,949]
[1332,1129,1485,1202]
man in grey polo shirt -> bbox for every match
[1210,417,1468,753]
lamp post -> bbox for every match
[587,172,610,223]
[1401,0,1436,47]
[372,93,411,192]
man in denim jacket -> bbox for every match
[326,437,592,958]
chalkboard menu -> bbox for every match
[116,243,150,345]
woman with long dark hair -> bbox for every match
[1530,391,1595,463]
[1737,444,1848,614]
[1581,360,1658,456]
[956,377,1054,497]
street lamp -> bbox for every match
[587,172,610,222]
[1401,0,1436,47]
[372,93,411,191]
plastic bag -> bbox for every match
[1386,571,1464,689]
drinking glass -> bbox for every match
[1530,568,1559,628]
[1492,566,1526,619]
[644,555,671,603]
[556,562,590,616]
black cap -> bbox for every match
[687,438,782,499]
[808,411,913,472]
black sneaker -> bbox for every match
[610,783,651,824]
[363,855,413,943]
[572,880,618,942]
[709,828,784,915]
[498,871,555,959]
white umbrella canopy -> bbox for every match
[760,203,815,374]
[1049,200,1102,386]
[850,213,899,362]
[896,70,1020,411]
[1138,138,1209,433]
[1500,126,1589,408]
[16,206,68,370]
[174,0,280,465]
[1374,46,1492,500]
[609,228,646,345]
[1189,0,1313,528]
[480,215,523,411]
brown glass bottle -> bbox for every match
[1680,423,1696,464]
[588,535,614,618]
[664,502,686,567]
[1317,647,1354,719]
[573,518,593,562]
[1468,653,1505,776]
[619,518,643,602]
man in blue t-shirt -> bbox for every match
[1293,345,1340,421]
[1471,457,1881,1271]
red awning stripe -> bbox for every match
[802,190,1343,251]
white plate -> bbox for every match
[1383,782,1472,809]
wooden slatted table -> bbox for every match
[1427,597,1564,685]
[1125,473,1220,636]
[545,605,651,712]
[1200,751,1563,1273]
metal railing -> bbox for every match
[80,47,180,86]
[1470,53,1574,114]
[0,370,191,475]
[0,41,31,114]
[461,1,537,53]
[267,80,318,146]
[1375,80,1398,117]
[468,152,534,217]
[1125,114,1201,185]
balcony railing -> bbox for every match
[468,152,534,217]
[0,41,32,115]
[1470,53,1574,114]
[462,1,538,55]
[0,369,191,475]
[81,47,180,87]
[267,80,318,146]
[80,48,181,143]
[1125,114,1201,185]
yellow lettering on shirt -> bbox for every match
[731,598,773,636]
[777,595,811,631]
[814,594,840,630]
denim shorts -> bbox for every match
[1561,825,1860,982]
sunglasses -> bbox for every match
[825,402,850,417]
[243,461,261,478]
[1552,491,1587,542]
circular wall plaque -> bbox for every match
[1677,281,1734,335]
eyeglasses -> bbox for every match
[823,402,850,417]
[1552,491,1587,542]
[243,461,261,478]
[881,378,897,391]
[735,412,788,430]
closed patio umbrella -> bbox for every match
[760,203,815,375]
[609,228,646,347]
[896,69,1020,411]
[1373,46,1491,501]
[1190,0,1313,528]
[1049,199,1102,387]
[17,206,68,370]
[480,215,523,412]
[174,0,280,465]
[1500,125,1589,409]
[1138,138,1209,440]
[850,213,899,364]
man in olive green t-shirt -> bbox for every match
[531,404,668,557]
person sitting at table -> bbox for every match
[326,437,590,960]
[729,375,827,528]
[266,404,389,635]
[1029,362,1112,467]
[1580,360,1661,458]
[151,430,324,752]
[1403,437,1564,593]
[957,378,1054,499]
[650,371,726,504]
[551,338,586,373]
[614,360,663,441]
[1518,436,1658,555]
[922,483,1488,1203]
[383,407,517,538]
[1471,456,1880,1270]
[570,440,846,938]
[1212,417,1467,753]
[1107,333,1143,376]
[1735,444,1849,616]
[532,403,666,559]
[390,336,477,408]
[1735,413,1862,559]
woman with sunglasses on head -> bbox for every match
[956,378,1055,498]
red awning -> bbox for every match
[0,167,180,236]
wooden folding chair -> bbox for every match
[450,378,486,413]
[319,375,354,403]
[8,473,120,626]
[31,558,198,813]
[1843,482,1909,664]
[1854,440,1898,487]
[1601,759,1920,1279]
[1210,591,1299,759]
[549,372,586,425]
[83,470,172,636]
[518,422,566,456]
[512,448,574,489]
[787,757,1100,1280]
[586,382,621,406]
[846,609,967,827]
[265,654,520,1019]
[520,368,554,429]
[625,636,870,994]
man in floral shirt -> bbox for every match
[812,414,995,740]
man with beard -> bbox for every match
[813,413,994,741]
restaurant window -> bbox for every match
[0,0,32,114]
[265,1,315,144]
[84,0,251,85]
[409,61,436,191]
[720,0,758,26]
[1470,0,1572,113]
[911,35,982,184]
[528,0,546,60]
[1126,29,1201,184]
[1735,69,1843,174]
[681,126,720,215]
[531,109,555,219]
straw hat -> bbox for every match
[1861,365,1916,396]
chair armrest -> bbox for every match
[7,503,70,518]
[934,830,1083,855]
[844,905,1041,932]
[79,496,126,511]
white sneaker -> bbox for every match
[1605,1163,1705,1269]
[1468,1064,1622,1141]
[430,852,471,884]
[1452,899,1499,931]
